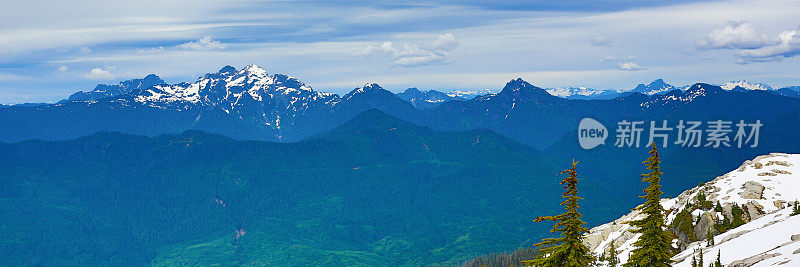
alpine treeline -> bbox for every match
[504,144,676,267]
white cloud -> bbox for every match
[85,67,114,80]
[356,33,459,66]
[591,35,612,46]
[598,55,634,63]
[79,46,92,54]
[178,36,225,50]
[618,61,645,71]
[738,29,800,63]
[137,46,165,54]
[698,21,778,50]
[55,65,69,75]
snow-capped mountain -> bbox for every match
[396,88,461,109]
[128,65,340,132]
[585,153,800,266]
[444,89,494,100]
[720,80,775,91]
[639,83,723,108]
[631,78,677,95]
[545,87,624,100]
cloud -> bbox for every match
[698,21,778,50]
[598,55,634,63]
[591,35,612,46]
[356,33,459,66]
[55,66,69,75]
[85,67,114,80]
[137,46,165,54]
[178,36,225,50]
[79,47,92,54]
[618,61,645,71]
[738,29,800,63]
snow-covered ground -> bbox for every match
[673,207,800,266]
[584,153,800,266]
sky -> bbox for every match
[1,0,799,104]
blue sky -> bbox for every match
[1,0,799,103]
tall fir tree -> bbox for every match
[623,143,675,267]
[524,160,593,267]
[714,250,722,267]
[706,228,715,246]
[607,241,620,267]
[698,249,704,267]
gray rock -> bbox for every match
[792,234,800,242]
[744,201,765,221]
[739,181,765,199]
[729,252,780,267]
[694,211,718,241]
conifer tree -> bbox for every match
[691,255,697,267]
[698,249,704,267]
[624,143,674,267]
[607,241,620,267]
[792,200,800,216]
[706,228,715,246]
[526,160,593,267]
[714,250,722,267]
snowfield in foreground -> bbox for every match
[584,153,800,266]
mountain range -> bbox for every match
[2,65,800,152]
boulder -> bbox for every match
[729,253,780,267]
[694,211,718,241]
[738,181,765,199]
[744,201,765,221]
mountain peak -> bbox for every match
[497,78,552,98]
[632,78,675,95]
[242,64,268,77]
[318,108,425,140]
[403,87,421,94]
[142,74,163,83]
[363,83,382,90]
[219,65,237,74]
[649,78,666,87]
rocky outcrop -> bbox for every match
[739,181,765,199]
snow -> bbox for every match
[546,87,623,98]
[446,89,494,99]
[720,80,775,91]
[586,153,800,266]
[673,207,800,267]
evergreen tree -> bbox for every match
[698,249,704,267]
[792,200,800,216]
[624,144,674,267]
[607,241,620,267]
[526,160,593,267]
[714,202,723,212]
[714,250,722,267]
[706,228,715,246]
[691,255,697,267]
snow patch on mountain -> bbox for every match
[445,89,494,99]
[545,87,623,99]
[585,153,800,266]
[720,80,775,91]
[632,79,677,95]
